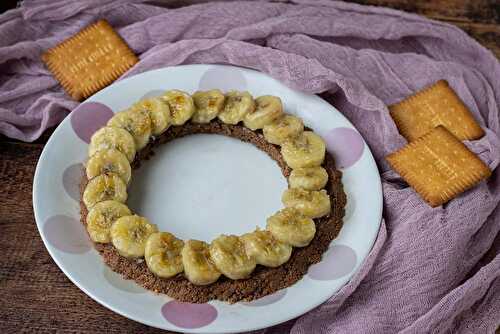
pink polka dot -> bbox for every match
[103,267,145,293]
[71,102,114,143]
[63,163,84,201]
[43,215,92,254]
[323,127,365,169]
[161,301,217,329]
[308,245,357,281]
[140,90,164,100]
[199,66,247,92]
[243,289,287,306]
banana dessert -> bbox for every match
[80,90,346,303]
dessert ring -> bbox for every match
[80,89,346,302]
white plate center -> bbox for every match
[127,134,288,241]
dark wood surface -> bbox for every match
[0,1,498,333]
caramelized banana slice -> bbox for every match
[282,188,330,218]
[266,208,316,247]
[281,131,326,168]
[263,114,304,145]
[135,97,171,136]
[145,232,184,278]
[86,149,131,184]
[86,200,131,243]
[89,126,136,162]
[162,89,195,125]
[182,239,221,285]
[241,229,292,267]
[110,215,158,258]
[243,95,283,130]
[288,166,328,191]
[218,91,255,125]
[83,173,127,209]
[107,108,152,150]
[209,234,256,280]
[192,89,225,123]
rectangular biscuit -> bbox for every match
[42,20,138,101]
[386,126,490,207]
[389,80,484,141]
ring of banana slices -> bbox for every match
[83,89,333,286]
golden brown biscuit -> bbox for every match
[389,80,484,141]
[386,126,490,207]
[42,20,138,101]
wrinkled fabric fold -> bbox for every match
[1,1,498,333]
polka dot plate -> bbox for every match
[33,64,382,333]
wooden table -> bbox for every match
[0,1,498,333]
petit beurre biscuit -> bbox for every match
[389,80,484,142]
[386,126,490,207]
[42,20,138,101]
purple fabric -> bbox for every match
[2,0,499,332]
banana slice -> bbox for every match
[263,114,304,145]
[83,173,127,209]
[266,208,316,247]
[182,239,221,285]
[110,215,158,258]
[145,232,184,278]
[86,200,131,243]
[282,188,331,218]
[192,89,225,124]
[281,131,326,168]
[135,97,171,136]
[89,126,136,162]
[209,234,256,280]
[243,95,283,130]
[86,149,131,184]
[218,91,255,125]
[288,167,328,191]
[107,108,152,150]
[241,229,292,267]
[162,90,195,125]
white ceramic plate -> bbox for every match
[33,64,382,333]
